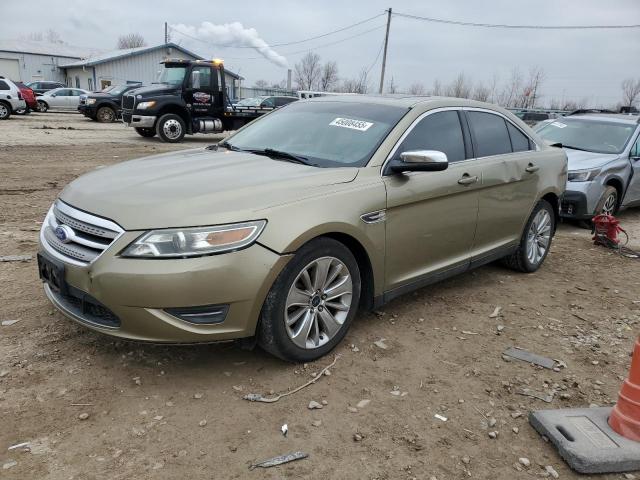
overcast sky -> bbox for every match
[2,0,639,106]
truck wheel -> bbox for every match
[135,127,156,138]
[37,100,48,113]
[156,113,185,143]
[0,102,11,120]
[96,106,116,123]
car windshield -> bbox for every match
[537,118,636,154]
[236,97,263,107]
[157,65,186,85]
[101,85,116,93]
[224,101,408,167]
[108,85,128,95]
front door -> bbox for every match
[624,134,640,206]
[464,109,541,258]
[383,109,481,292]
[185,65,214,117]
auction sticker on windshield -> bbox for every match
[329,118,374,132]
[551,121,567,128]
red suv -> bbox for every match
[14,82,38,114]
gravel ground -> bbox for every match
[1,111,639,480]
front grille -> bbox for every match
[41,201,123,266]
[49,284,120,328]
[122,94,135,110]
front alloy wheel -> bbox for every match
[597,186,618,216]
[258,237,361,362]
[526,208,552,266]
[285,257,353,349]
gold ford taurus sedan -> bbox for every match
[38,96,567,361]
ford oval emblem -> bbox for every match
[54,225,73,244]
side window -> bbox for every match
[506,122,532,152]
[191,66,211,89]
[395,111,466,163]
[72,89,84,96]
[262,97,275,108]
[0,80,9,90]
[467,111,512,157]
[631,136,640,158]
[55,89,69,97]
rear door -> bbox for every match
[464,109,540,259]
[68,89,84,108]
[383,109,481,291]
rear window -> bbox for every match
[467,111,512,157]
[506,123,532,152]
[0,80,9,90]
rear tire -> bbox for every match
[156,113,185,143]
[503,199,555,273]
[37,100,48,113]
[0,102,11,119]
[135,127,156,138]
[96,106,116,123]
[258,237,361,362]
[15,106,30,115]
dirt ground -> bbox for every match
[1,111,639,480]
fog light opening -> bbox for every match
[164,304,229,325]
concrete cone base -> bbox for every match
[529,407,640,474]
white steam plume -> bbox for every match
[171,22,288,68]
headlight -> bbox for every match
[568,168,601,182]
[121,220,266,258]
[137,101,156,110]
[86,98,96,105]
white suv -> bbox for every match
[0,76,26,120]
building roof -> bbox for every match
[59,43,241,79]
[0,39,101,59]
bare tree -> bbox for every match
[319,61,339,92]
[517,66,545,108]
[271,80,287,89]
[430,79,443,96]
[408,83,426,95]
[253,79,270,88]
[472,82,491,102]
[340,68,369,94]
[498,67,523,107]
[621,78,640,109]
[294,52,322,90]
[387,76,398,94]
[446,73,472,99]
[24,29,64,44]
[117,33,147,49]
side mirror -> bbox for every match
[386,150,449,174]
[51,93,56,97]
[190,70,200,89]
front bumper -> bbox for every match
[123,113,156,128]
[560,180,603,219]
[39,231,292,343]
[78,105,96,117]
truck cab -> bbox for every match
[122,59,273,142]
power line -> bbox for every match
[393,11,640,29]
[168,12,385,49]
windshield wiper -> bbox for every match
[562,145,590,152]
[248,148,316,166]
[216,140,240,151]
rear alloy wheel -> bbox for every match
[503,199,555,272]
[96,106,116,123]
[596,186,618,216]
[0,102,10,120]
[258,238,361,362]
[135,127,156,138]
[37,101,48,113]
[156,113,186,143]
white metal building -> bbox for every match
[60,43,242,98]
[0,40,96,83]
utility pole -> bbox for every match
[378,8,392,94]
[164,22,168,44]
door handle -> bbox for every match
[525,163,540,173]
[458,175,479,185]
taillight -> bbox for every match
[18,91,23,100]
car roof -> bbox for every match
[563,114,640,125]
[305,94,508,111]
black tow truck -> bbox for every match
[79,83,142,123]
[121,58,274,143]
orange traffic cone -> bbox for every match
[609,335,640,442]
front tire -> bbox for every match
[37,100,48,113]
[503,199,555,273]
[258,237,361,362]
[595,186,618,216]
[135,127,156,138]
[15,107,30,115]
[96,106,116,123]
[156,113,185,143]
[0,102,11,119]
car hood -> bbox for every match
[565,149,619,171]
[59,149,359,230]
[128,83,180,98]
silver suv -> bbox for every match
[536,113,640,219]
[0,76,26,120]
